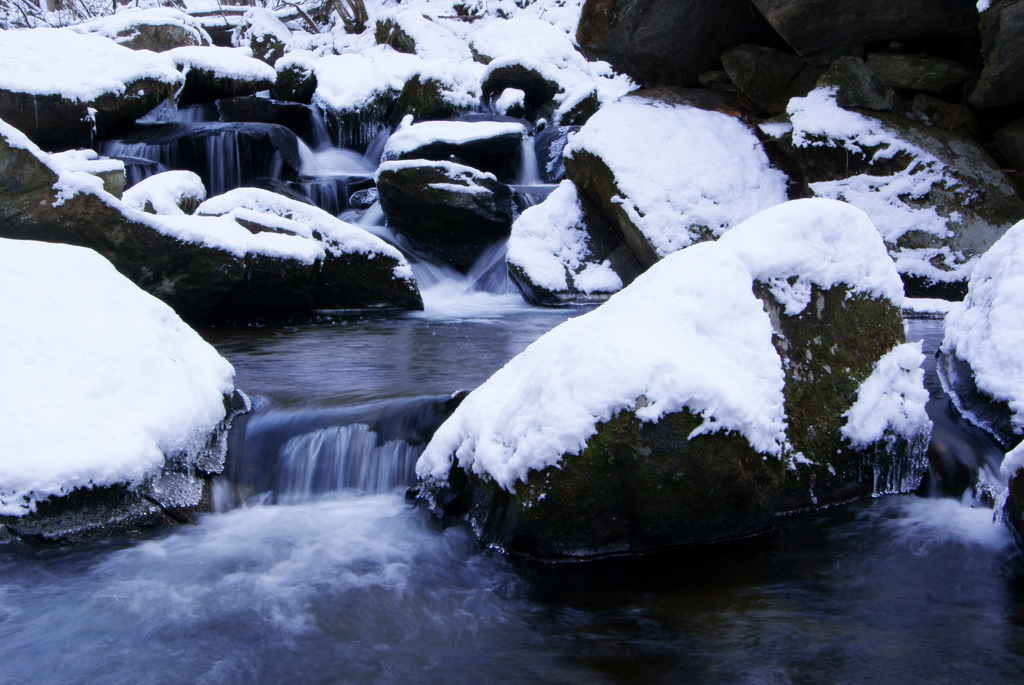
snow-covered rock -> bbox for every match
[772,87,1024,298]
[417,199,929,559]
[939,219,1024,448]
[0,238,245,542]
[564,92,789,267]
[376,159,515,271]
[506,180,640,305]
[72,7,212,52]
[122,170,208,216]
[0,117,421,319]
[382,119,526,176]
[0,27,183,148]
[168,45,277,104]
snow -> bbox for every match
[122,170,207,215]
[71,7,212,47]
[786,87,970,283]
[195,187,415,280]
[0,27,183,101]
[376,158,498,184]
[420,198,917,491]
[842,342,931,447]
[941,219,1024,437]
[904,298,955,315]
[1001,442,1024,480]
[49,149,125,176]
[383,120,526,161]
[565,96,789,258]
[495,88,526,115]
[166,45,276,82]
[717,198,905,314]
[506,180,622,294]
[418,241,786,490]
[0,238,234,516]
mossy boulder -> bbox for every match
[272,61,317,105]
[390,75,471,127]
[375,18,417,54]
[74,8,212,52]
[376,160,514,271]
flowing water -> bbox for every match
[3,116,1024,683]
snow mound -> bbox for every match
[0,27,183,101]
[507,180,621,294]
[565,96,789,258]
[0,238,235,516]
[718,198,905,314]
[941,219,1024,435]
[419,198,914,491]
[122,170,207,215]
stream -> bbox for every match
[2,111,1024,683]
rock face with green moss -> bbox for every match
[376,160,515,271]
[417,200,931,560]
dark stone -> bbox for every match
[995,118,1024,171]
[970,0,1024,108]
[750,0,980,65]
[865,53,978,94]
[817,56,894,111]
[391,75,470,127]
[375,17,417,54]
[576,0,782,87]
[376,161,514,271]
[937,348,1019,449]
[271,62,317,105]
[1004,469,1024,550]
[382,121,525,178]
[481,63,560,111]
[176,66,275,106]
[216,97,321,147]
[348,187,379,210]
[721,44,806,115]
[114,21,209,52]
[911,94,982,138]
[536,124,579,183]
[557,89,599,126]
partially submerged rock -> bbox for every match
[122,170,207,215]
[418,199,930,560]
[376,159,514,271]
[0,28,183,149]
[938,219,1024,449]
[564,92,789,268]
[0,238,247,543]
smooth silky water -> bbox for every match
[5,113,1024,681]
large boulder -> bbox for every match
[865,53,978,95]
[771,87,1024,298]
[0,118,421,320]
[506,180,642,305]
[0,238,247,543]
[564,91,789,268]
[231,8,291,65]
[970,0,1024,108]
[576,0,780,87]
[0,28,183,149]
[417,199,930,560]
[72,7,212,52]
[750,0,980,65]
[376,160,515,271]
[381,119,526,177]
[167,46,277,104]
[938,219,1024,449]
[720,44,814,115]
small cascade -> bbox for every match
[99,122,300,196]
[511,135,558,208]
[215,394,463,509]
